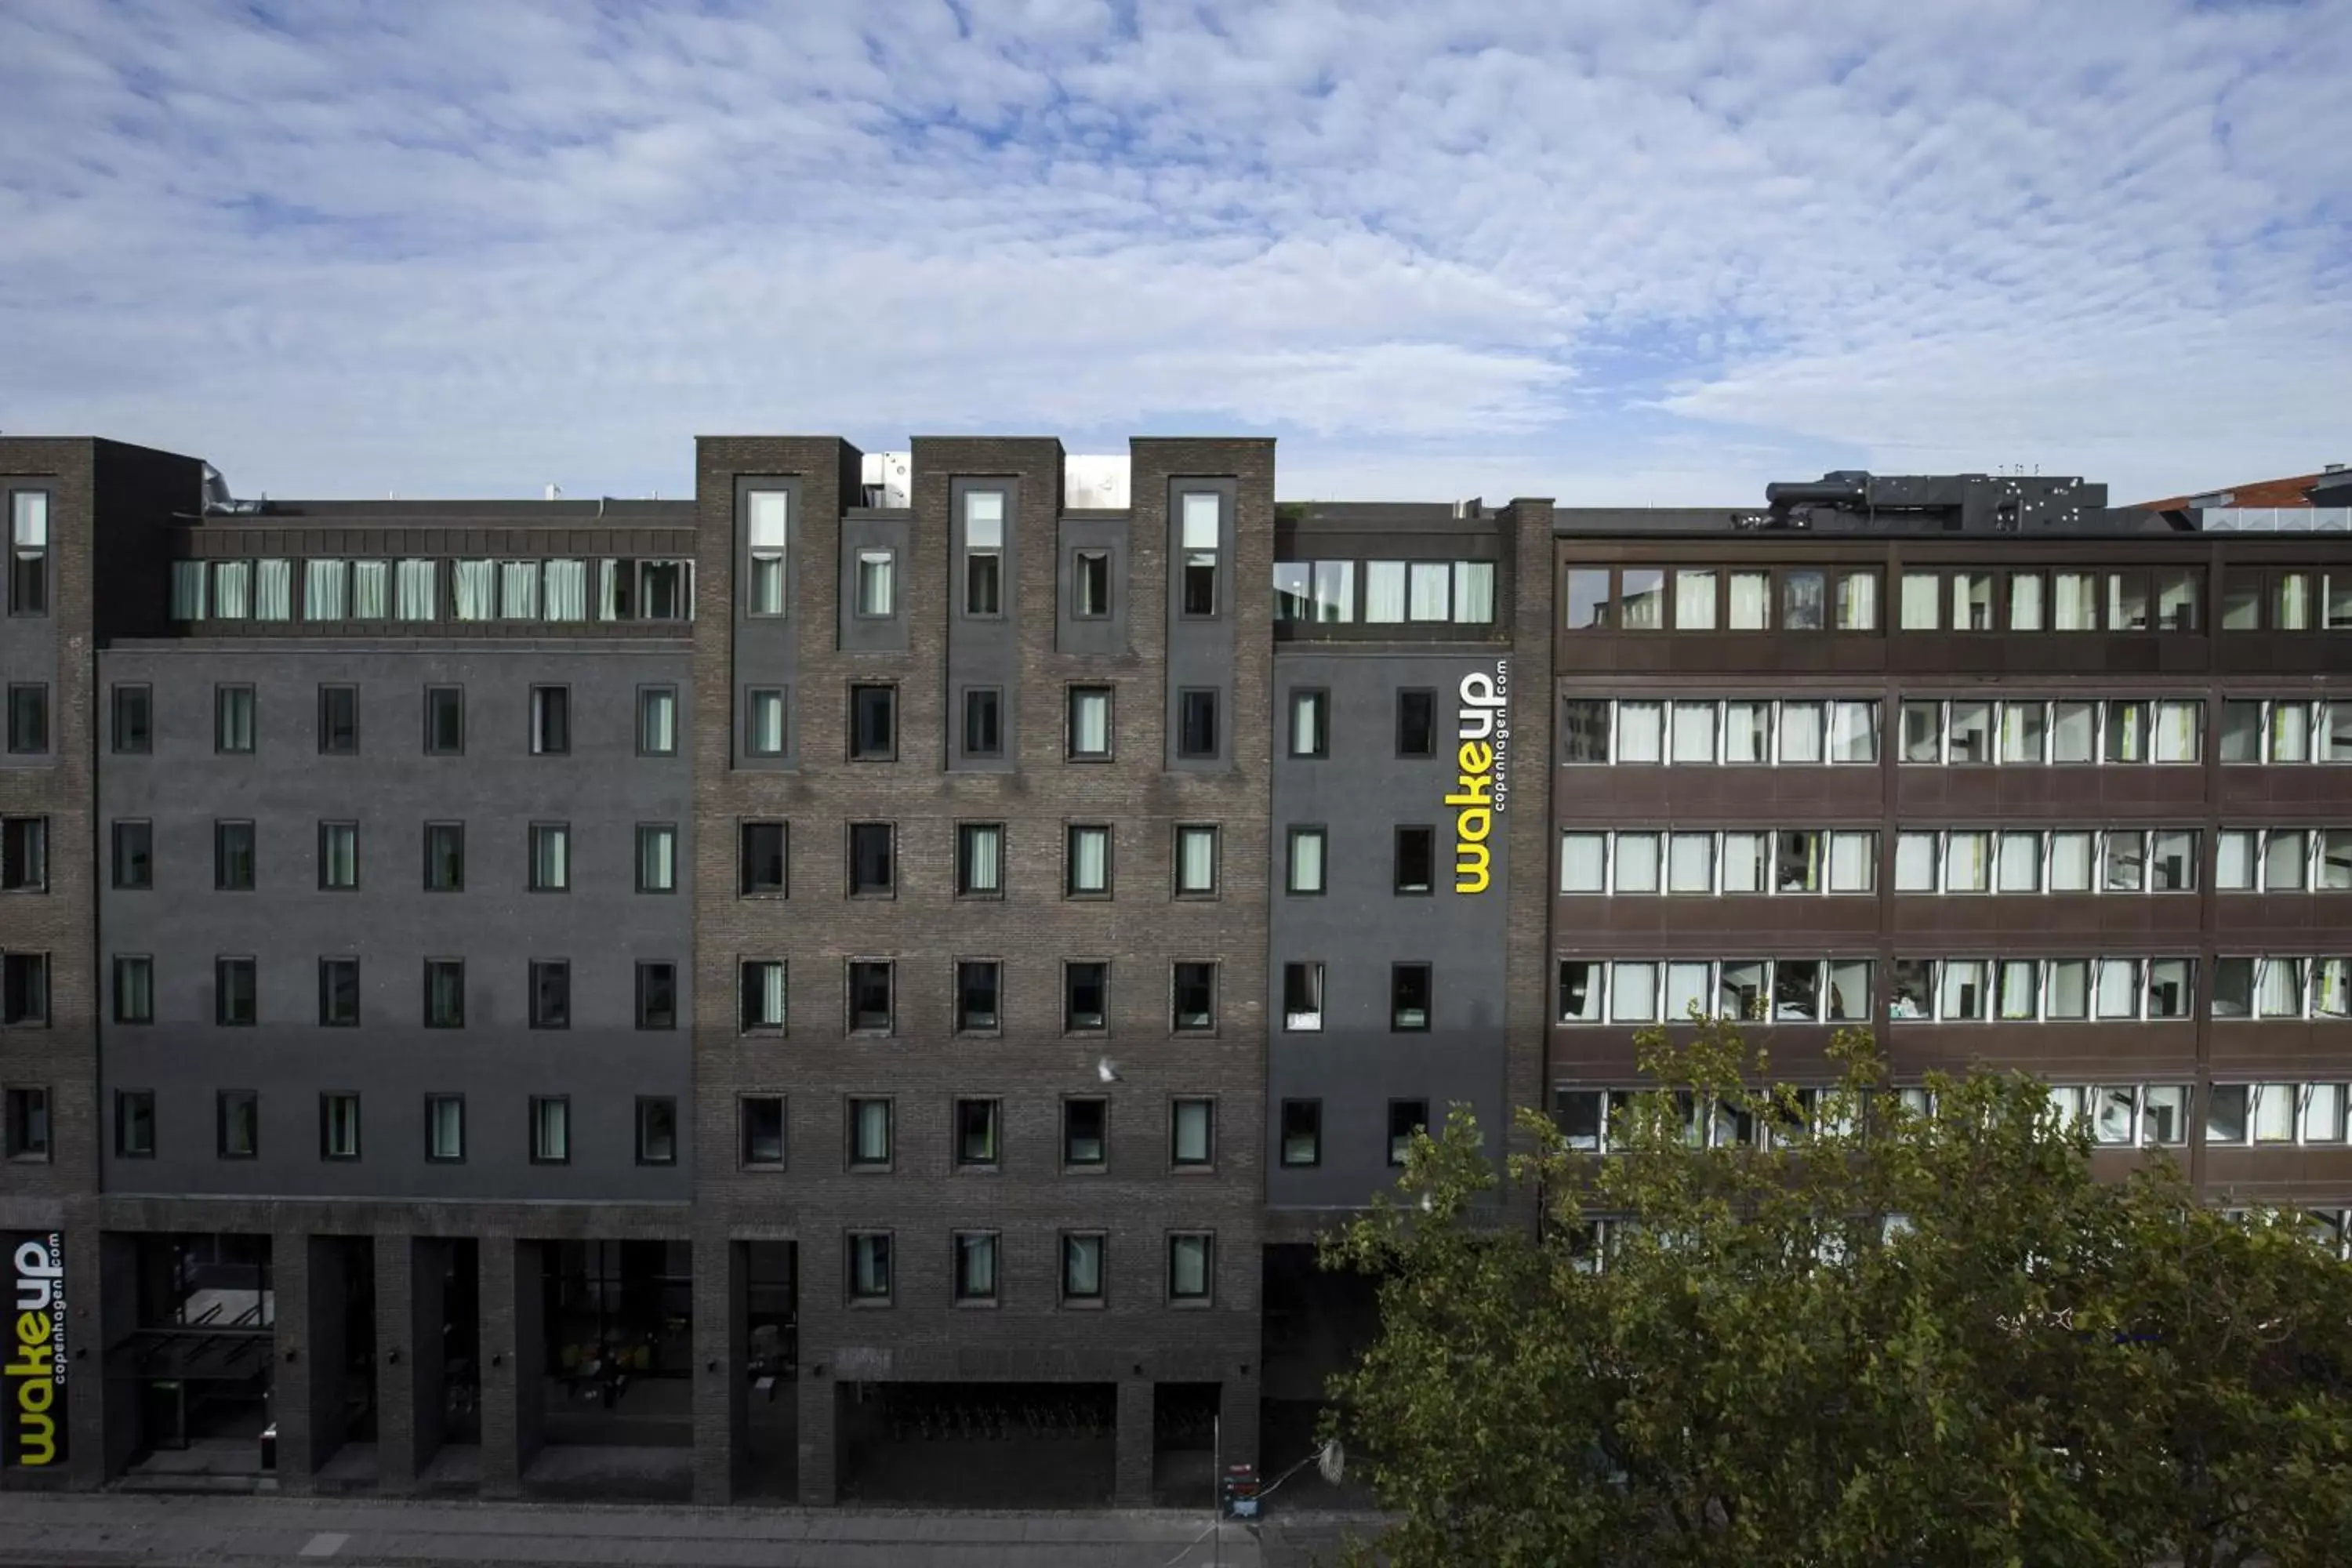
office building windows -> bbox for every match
[1287,826,1327,894]
[319,957,360,1027]
[961,688,1002,758]
[746,688,787,757]
[636,1098,677,1166]
[848,961,893,1033]
[956,1099,1000,1168]
[529,1097,570,1163]
[740,1097,786,1167]
[956,960,1002,1033]
[213,820,256,891]
[740,960,786,1033]
[113,684,152,754]
[423,685,463,754]
[955,1232,999,1304]
[112,820,152,890]
[215,956,256,1026]
[426,1095,466,1162]
[1065,961,1109,1032]
[529,685,569,755]
[1066,825,1111,896]
[114,956,154,1025]
[116,1090,156,1158]
[1174,826,1218,896]
[1068,686,1112,760]
[530,960,570,1029]
[424,959,465,1029]
[318,822,358,890]
[848,1098,893,1170]
[423,822,464,891]
[637,824,678,893]
[528,823,569,892]
[848,1232,892,1302]
[217,1091,259,1160]
[1397,689,1436,757]
[1168,1234,1213,1302]
[1,816,45,891]
[849,684,895,760]
[321,1093,362,1160]
[956,823,1004,897]
[637,962,678,1029]
[637,685,678,756]
[5,1086,51,1161]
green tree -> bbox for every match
[1322,1022,2352,1568]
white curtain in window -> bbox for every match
[1675,569,1718,630]
[855,1102,890,1161]
[171,560,209,619]
[2256,958,2306,1018]
[2252,1083,2297,1141]
[1836,571,1878,630]
[1616,701,1664,763]
[2154,700,2200,763]
[1827,960,1871,1020]
[350,561,388,619]
[534,828,568,890]
[1667,833,1713,893]
[543,559,586,621]
[1895,833,1937,891]
[597,559,622,620]
[1726,571,1769,629]
[1290,830,1324,891]
[858,550,896,616]
[2278,573,2314,630]
[1365,562,1406,622]
[1946,831,1989,891]
[2053,572,2097,630]
[965,827,1001,892]
[2095,959,2140,1019]
[1072,691,1109,755]
[1180,492,1219,550]
[1778,701,1824,763]
[1291,695,1321,756]
[753,961,787,1025]
[1998,960,2039,1020]
[535,1100,569,1160]
[254,559,292,619]
[1613,833,1661,893]
[1453,561,1495,623]
[1997,831,2042,891]
[1831,701,1878,763]
[1559,833,1606,892]
[2314,960,2352,1018]
[1900,572,1939,630]
[1610,961,1657,1022]
[2212,829,2252,891]
[2009,573,2045,630]
[499,561,538,619]
[2302,1083,2343,1140]
[639,828,675,891]
[2048,832,2093,891]
[429,1098,463,1159]
[1723,700,1770,762]
[1071,828,1108,891]
[303,559,347,620]
[2000,702,2045,763]
[1939,960,1987,1020]
[1313,561,1355,622]
[452,559,495,620]
[212,561,252,619]
[1179,828,1215,891]
[1828,831,1875,892]
[749,691,786,754]
[1170,1236,1208,1297]
[395,560,437,620]
[1664,962,1710,1021]
[1671,700,1716,763]
[1065,1236,1104,1296]
[1719,832,1765,893]
[2263,830,2307,891]
[1408,561,1450,621]
[641,690,677,754]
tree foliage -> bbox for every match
[1322,1022,2352,1568]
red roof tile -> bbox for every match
[2136,471,2336,511]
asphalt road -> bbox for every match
[0,1493,1381,1568]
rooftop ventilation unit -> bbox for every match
[1064,455,1131,510]
[200,463,267,516]
[859,451,911,509]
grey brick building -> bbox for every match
[5,433,2350,1504]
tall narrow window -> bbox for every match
[1283,962,1324,1031]
[423,822,464,891]
[740,821,786,895]
[740,960,787,1032]
[1397,689,1436,757]
[1074,549,1111,618]
[956,960,1001,1032]
[1289,689,1329,758]
[849,685,895,760]
[848,822,894,895]
[1171,1099,1214,1167]
[955,1232,999,1303]
[170,560,208,619]
[964,492,1004,614]
[637,823,677,893]
[1395,827,1435,895]
[529,960,569,1029]
[636,1098,678,1166]
[113,685,152,754]
[528,823,570,892]
[740,1098,786,1167]
[1287,826,1327,894]
[849,1098,894,1168]
[746,490,788,615]
[1178,689,1219,758]
[212,684,253,754]
[1067,686,1112,760]
[848,961,893,1032]
[1063,1100,1108,1167]
[5,1086,50,1160]
[1388,1099,1428,1165]
[213,821,256,891]
[855,549,896,616]
[1280,1100,1322,1167]
[529,1097,570,1164]
[1391,963,1432,1031]
[113,956,154,1025]
[530,686,569,755]
[423,959,465,1029]
[112,820,152,890]
[957,823,1003,897]
[321,1093,362,1160]
[1179,492,1220,615]
[423,686,463,755]
[636,962,678,1029]
[318,957,360,1026]
[0,816,45,892]
[318,822,358,891]
[1174,826,1218,896]
[214,956,256,1026]
[1173,962,1217,1032]
[848,1233,892,1301]
[1067,825,1111,895]
[1168,1234,1213,1302]
[961,688,1002,758]
[1454,561,1496,623]
[426,1095,466,1162]
[116,1090,156,1157]
[9,492,48,615]
[1065,961,1109,1031]
[637,686,677,757]
[1409,561,1451,621]
[745,688,787,757]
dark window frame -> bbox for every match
[528,684,570,756]
[739,1094,787,1169]
[637,684,680,757]
[636,822,679,894]
[212,684,253,755]
[5,684,47,755]
[318,956,361,1028]
[423,822,465,891]
[847,960,894,1034]
[1286,825,1327,896]
[1064,960,1109,1033]
[956,822,1005,898]
[961,686,1004,759]
[111,819,153,891]
[1167,1231,1214,1305]
[112,954,154,1025]
[1289,688,1330,759]
[1173,824,1220,898]
[1059,1230,1109,1306]
[635,961,679,1030]
[1176,688,1220,759]
[955,1098,1002,1170]
[112,684,153,755]
[846,1230,894,1305]
[423,957,466,1029]
[1396,688,1437,758]
[214,955,256,1027]
[1073,547,1112,619]
[848,821,895,898]
[739,819,787,897]
[955,959,1003,1035]
[216,1089,260,1160]
[1394,826,1436,896]
[115,1088,156,1159]
[422,684,465,756]
[848,684,898,762]
[1279,1098,1322,1167]
[739,957,787,1033]
[529,959,571,1030]
[1388,1098,1430,1166]
[527,821,571,894]
[212,819,256,892]
[528,1094,571,1166]
[743,685,788,757]
[318,820,359,891]
[1062,1097,1109,1170]
[1172,960,1218,1033]
[846,1094,895,1171]
[318,684,360,756]
[0,815,46,892]
[8,489,49,617]
[1065,684,1114,761]
[1065,823,1113,898]
[4,1084,51,1161]
[320,1091,363,1162]
[1170,1097,1216,1170]
[1391,962,1434,1032]
[634,1096,679,1167]
[424,1094,466,1163]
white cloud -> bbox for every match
[0,0,2347,503]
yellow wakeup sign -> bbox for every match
[9,1233,65,1468]
[1448,660,1511,894]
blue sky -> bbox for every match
[1,0,2346,504]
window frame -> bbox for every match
[739,1094,787,1169]
[635,960,679,1030]
[214,955,257,1028]
[847,959,895,1034]
[528,684,569,757]
[424,1093,466,1163]
[634,1096,679,1167]
[112,684,153,755]
[848,683,897,762]
[318,956,361,1028]
[528,959,571,1031]
[636,684,680,757]
[216,1089,260,1160]
[1176,688,1220,760]
[422,684,464,757]
[1279,1098,1322,1167]
[423,957,466,1029]
[1170,1097,1216,1171]
[528,1094,571,1166]
[319,1091,363,1162]
[1286,825,1327,895]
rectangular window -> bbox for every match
[217,1091,259,1159]
[1174,825,1218,896]
[1289,689,1329,758]
[1675,568,1719,630]
[526,960,570,1029]
[0,816,45,891]
[848,960,893,1033]
[1064,1098,1108,1167]
[426,1095,466,1162]
[1388,1100,1428,1166]
[1178,689,1219,758]
[1780,569,1824,630]
[1062,1233,1108,1304]
[112,684,153,754]
[1671,700,1718,763]
[202,684,253,756]
[1168,1233,1214,1303]
[423,959,465,1028]
[963,492,1004,614]
[637,686,678,756]
[1409,561,1451,621]
[423,822,464,891]
[955,1232,999,1304]
[112,955,153,1025]
[956,823,1003,897]
[743,687,787,757]
[1287,826,1326,894]
[5,1086,51,1161]
[214,956,255,1026]
[956,960,1001,1033]
[1280,1099,1322,1166]
[1395,826,1435,895]
[1836,571,1880,630]
[960,688,1002,758]
[1067,685,1112,759]
[1454,561,1496,623]
[527,823,569,892]
[1074,549,1111,618]
[636,962,678,1029]
[956,1099,1000,1168]
[1283,961,1325,1032]
[1171,1098,1214,1167]
[1900,572,1940,630]
[528,686,568,755]
[423,686,463,755]
[1066,825,1111,896]
[529,1096,570,1164]
[1397,689,1436,757]
[1616,700,1664,763]
[636,824,677,893]
[1563,568,1610,629]
[212,820,256,891]
[848,1233,893,1302]
[855,549,897,617]
[115,1089,155,1158]
[848,684,895,760]
[318,957,359,1026]
[1065,961,1109,1031]
[170,559,208,619]
[1391,963,1432,1031]
[1559,698,1610,763]
[746,489,789,616]
[1560,831,1607,893]
[1181,492,1221,615]
[739,821,786,896]
[849,1100,896,1168]
[739,960,786,1032]
[848,822,895,896]
[635,1098,678,1166]
[1173,962,1218,1032]
[9,491,49,615]
[740,1097,786,1167]
[321,1092,362,1160]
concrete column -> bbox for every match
[1218,1375,1261,1479]
[272,1231,347,1490]
[691,1235,743,1504]
[410,1238,448,1473]
[477,1237,541,1497]
[1115,1378,1154,1507]
[67,1222,136,1491]
[794,1373,836,1505]
[373,1233,449,1492]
